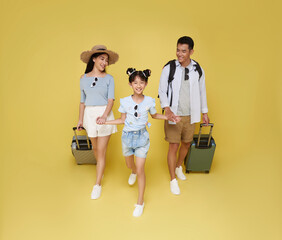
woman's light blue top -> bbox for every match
[118,95,157,131]
[80,74,115,106]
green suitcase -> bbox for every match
[185,123,215,173]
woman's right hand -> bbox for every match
[77,120,83,131]
[96,116,106,125]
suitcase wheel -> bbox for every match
[186,170,190,173]
[205,170,209,174]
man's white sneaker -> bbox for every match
[128,173,137,185]
[133,203,144,217]
[91,184,101,199]
[175,166,187,180]
[170,178,180,195]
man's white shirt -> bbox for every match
[158,60,208,124]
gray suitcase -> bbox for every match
[71,127,96,165]
[185,123,216,173]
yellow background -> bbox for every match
[1,0,281,239]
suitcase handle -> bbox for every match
[73,127,91,149]
[197,123,214,147]
[73,127,85,131]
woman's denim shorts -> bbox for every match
[121,128,150,158]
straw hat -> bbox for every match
[80,45,119,65]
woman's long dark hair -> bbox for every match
[84,52,109,73]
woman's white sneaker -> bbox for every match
[128,173,137,185]
[133,203,144,217]
[175,166,187,180]
[91,184,101,199]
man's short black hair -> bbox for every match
[177,36,194,50]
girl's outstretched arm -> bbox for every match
[150,113,167,120]
[150,113,181,122]
[97,113,127,125]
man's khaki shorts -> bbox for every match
[164,116,195,143]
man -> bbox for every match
[158,36,209,195]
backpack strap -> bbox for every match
[159,60,176,113]
[163,60,176,107]
[165,60,176,84]
[192,59,202,80]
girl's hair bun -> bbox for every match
[126,68,136,76]
[142,69,151,78]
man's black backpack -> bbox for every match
[162,59,203,108]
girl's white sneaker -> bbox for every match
[128,173,137,185]
[91,184,101,199]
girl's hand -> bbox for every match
[96,116,106,125]
[174,116,181,123]
[165,107,177,122]
[77,120,83,130]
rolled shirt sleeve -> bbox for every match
[199,69,208,113]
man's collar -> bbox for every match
[176,59,194,69]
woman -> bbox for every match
[77,45,119,200]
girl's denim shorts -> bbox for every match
[121,128,150,158]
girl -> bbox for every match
[77,45,119,200]
[98,68,180,217]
